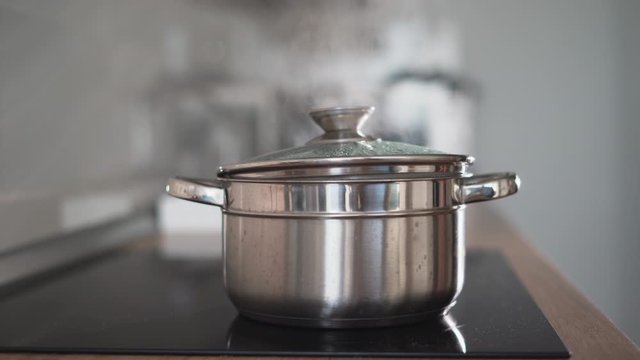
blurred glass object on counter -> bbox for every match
[381,70,477,155]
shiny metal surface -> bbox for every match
[166,172,517,327]
[309,106,373,133]
[456,172,520,204]
[166,177,226,207]
[223,210,465,327]
[166,105,520,327]
[222,179,456,217]
[167,172,519,216]
[226,162,469,179]
[307,106,375,143]
[219,155,472,177]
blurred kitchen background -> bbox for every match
[0,0,638,344]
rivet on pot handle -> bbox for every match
[166,177,226,207]
[455,172,521,204]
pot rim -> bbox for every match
[166,172,519,212]
[219,155,474,178]
[217,172,473,184]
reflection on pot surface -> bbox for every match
[226,314,466,354]
[167,106,520,328]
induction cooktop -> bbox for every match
[0,245,569,358]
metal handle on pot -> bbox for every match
[455,172,520,204]
[166,177,226,207]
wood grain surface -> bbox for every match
[3,205,639,360]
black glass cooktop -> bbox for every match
[0,247,569,358]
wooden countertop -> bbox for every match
[5,205,639,360]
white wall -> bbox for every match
[447,0,639,344]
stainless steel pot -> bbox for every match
[167,106,519,328]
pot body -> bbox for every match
[223,209,465,328]
[167,171,519,328]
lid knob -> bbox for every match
[307,106,375,143]
[309,106,375,132]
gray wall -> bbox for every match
[613,0,640,343]
[448,0,639,343]
[0,0,453,251]
[0,0,258,251]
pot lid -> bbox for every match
[219,106,473,179]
